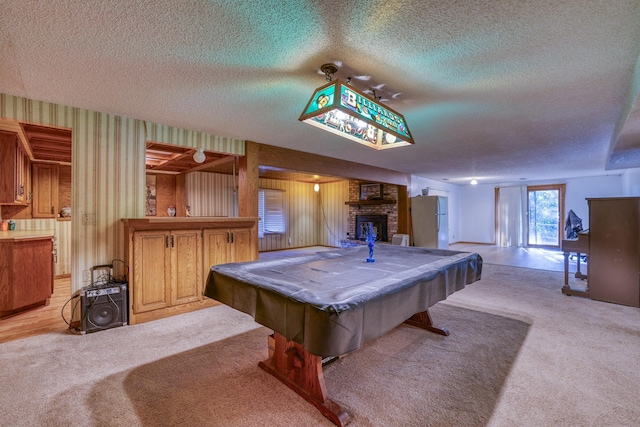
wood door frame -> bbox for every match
[527,184,565,248]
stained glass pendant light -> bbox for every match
[298,64,414,150]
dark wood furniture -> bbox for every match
[561,231,590,297]
[0,232,54,318]
[587,197,640,307]
[204,245,482,426]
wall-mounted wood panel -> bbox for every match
[153,174,177,217]
[58,165,72,210]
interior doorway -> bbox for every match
[527,184,565,247]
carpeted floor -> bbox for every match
[0,264,638,426]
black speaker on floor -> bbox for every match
[81,283,128,334]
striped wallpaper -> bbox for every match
[1,93,244,294]
[316,181,350,247]
[185,172,237,217]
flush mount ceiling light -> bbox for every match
[193,148,206,163]
[470,179,478,185]
[298,63,414,150]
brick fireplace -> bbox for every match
[355,214,388,241]
[345,181,398,244]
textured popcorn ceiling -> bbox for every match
[1,0,640,184]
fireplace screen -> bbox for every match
[355,215,388,242]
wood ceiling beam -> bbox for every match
[184,155,236,173]
[255,142,409,186]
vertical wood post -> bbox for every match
[238,141,259,218]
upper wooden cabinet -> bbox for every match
[0,130,30,205]
[31,163,59,218]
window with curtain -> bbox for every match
[496,185,527,247]
[258,188,285,238]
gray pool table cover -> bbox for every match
[204,245,482,357]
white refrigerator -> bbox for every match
[410,195,449,249]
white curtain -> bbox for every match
[497,186,528,247]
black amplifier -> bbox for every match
[81,282,128,334]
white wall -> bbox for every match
[450,174,626,243]
[621,168,640,196]
[458,184,496,244]
[564,175,623,229]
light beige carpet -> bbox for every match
[1,264,638,426]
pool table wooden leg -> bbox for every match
[404,308,450,336]
[258,333,352,426]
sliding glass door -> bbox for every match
[527,185,565,247]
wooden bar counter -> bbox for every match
[122,217,259,324]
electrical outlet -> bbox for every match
[83,270,91,282]
[82,214,96,225]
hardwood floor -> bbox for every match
[0,243,581,345]
[0,276,75,344]
[449,243,567,272]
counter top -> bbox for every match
[122,217,259,223]
[122,217,259,231]
[0,229,55,242]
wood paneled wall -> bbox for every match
[258,178,316,251]
[317,181,350,247]
[1,93,244,293]
[58,165,72,209]
[153,174,177,216]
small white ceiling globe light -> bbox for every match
[314,183,320,192]
[470,179,478,185]
[193,148,206,163]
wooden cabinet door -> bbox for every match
[170,230,202,305]
[231,227,254,263]
[133,231,171,313]
[10,239,53,309]
[588,199,640,307]
[32,163,59,218]
[203,229,232,281]
[0,131,18,203]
